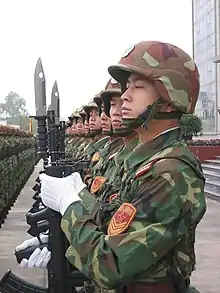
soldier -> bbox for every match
[83,100,109,161]
[40,41,206,293]
[65,113,83,158]
[88,80,138,200]
[74,112,89,160]
[95,80,139,205]
[79,110,90,137]
[87,90,123,184]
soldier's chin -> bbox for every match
[122,114,137,119]
[102,127,111,132]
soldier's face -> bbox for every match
[110,96,123,129]
[76,118,85,134]
[84,121,90,134]
[89,109,101,131]
[100,106,111,132]
[121,73,157,119]
[71,121,77,134]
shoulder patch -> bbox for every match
[107,203,136,236]
[134,159,160,179]
[91,152,100,162]
[90,176,106,194]
[109,151,118,160]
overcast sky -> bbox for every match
[0,0,192,119]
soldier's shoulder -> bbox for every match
[135,148,198,180]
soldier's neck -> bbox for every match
[136,120,179,144]
[96,133,105,141]
[123,131,138,146]
[109,135,119,142]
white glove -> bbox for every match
[15,232,49,251]
[39,173,81,215]
[15,233,50,269]
[70,172,86,193]
[20,247,51,268]
[38,202,45,210]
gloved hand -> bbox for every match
[70,172,86,193]
[20,247,51,268]
[39,173,81,215]
[38,202,45,210]
[15,233,50,268]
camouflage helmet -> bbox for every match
[83,101,99,115]
[68,116,74,123]
[100,79,121,117]
[108,41,200,114]
[93,92,102,115]
[68,112,81,123]
[79,109,88,123]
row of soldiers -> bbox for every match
[65,79,139,201]
[17,40,206,293]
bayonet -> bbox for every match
[34,58,47,117]
[51,81,60,125]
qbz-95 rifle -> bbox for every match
[0,58,89,293]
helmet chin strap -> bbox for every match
[102,124,113,136]
[121,99,182,130]
[90,129,102,135]
[102,130,113,136]
[113,126,133,137]
[122,101,158,130]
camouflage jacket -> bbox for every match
[84,137,109,162]
[88,138,123,196]
[74,138,90,160]
[96,137,139,204]
[61,128,206,290]
[65,137,84,158]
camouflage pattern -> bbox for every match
[87,137,124,197]
[65,137,84,159]
[98,137,139,203]
[74,138,90,160]
[83,136,109,162]
[100,80,121,118]
[83,101,99,115]
[61,128,206,290]
[108,41,200,114]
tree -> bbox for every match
[4,91,27,118]
[180,114,203,141]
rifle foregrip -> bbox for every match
[15,244,47,264]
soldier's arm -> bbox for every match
[61,159,206,289]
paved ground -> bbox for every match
[0,161,219,292]
[191,198,220,292]
[0,162,46,287]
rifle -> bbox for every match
[0,58,88,293]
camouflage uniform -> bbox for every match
[87,88,124,197]
[61,41,206,292]
[86,136,110,164]
[65,113,85,158]
[97,137,139,203]
[75,111,91,160]
[82,101,109,162]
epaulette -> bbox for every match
[109,151,118,160]
[134,159,160,179]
